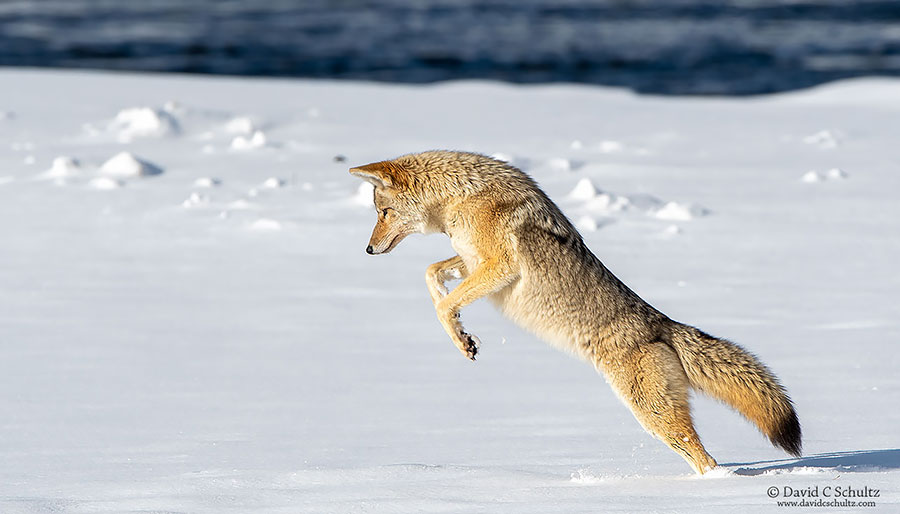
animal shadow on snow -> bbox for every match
[728,449,900,475]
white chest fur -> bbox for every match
[448,230,481,272]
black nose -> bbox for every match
[366,245,374,254]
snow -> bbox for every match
[802,129,841,149]
[597,140,625,153]
[801,167,850,184]
[801,170,823,183]
[99,151,163,178]
[547,156,573,172]
[566,178,632,216]
[662,224,683,237]
[193,176,222,188]
[248,218,283,231]
[351,181,375,207]
[568,177,600,200]
[230,130,267,150]
[182,192,210,208]
[110,106,180,142]
[653,201,709,221]
[261,177,286,189]
[224,116,256,135]
[0,69,898,513]
[40,155,81,179]
[575,215,599,232]
[826,167,849,180]
[88,176,124,190]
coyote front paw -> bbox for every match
[437,302,479,361]
[453,330,480,361]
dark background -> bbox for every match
[2,0,900,95]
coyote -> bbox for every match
[350,150,801,474]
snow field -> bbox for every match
[0,70,898,513]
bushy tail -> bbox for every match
[666,323,802,457]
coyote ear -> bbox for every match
[349,161,406,189]
[349,162,392,188]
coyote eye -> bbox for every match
[381,208,392,217]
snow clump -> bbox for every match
[100,152,163,178]
[230,130,267,150]
[42,156,82,179]
[110,107,179,142]
[653,202,708,221]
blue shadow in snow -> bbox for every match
[726,449,900,476]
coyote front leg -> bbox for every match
[425,255,469,305]
[433,257,518,360]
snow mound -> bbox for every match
[568,178,631,213]
[225,116,255,135]
[262,177,286,189]
[352,182,375,206]
[248,218,282,231]
[801,170,823,183]
[654,202,708,221]
[575,215,599,232]
[110,107,179,142]
[231,130,267,150]
[802,168,848,183]
[585,192,631,213]
[42,156,82,179]
[567,179,630,212]
[568,178,600,201]
[99,152,163,178]
[193,177,222,188]
[803,130,840,149]
[89,177,124,190]
[566,178,699,228]
[182,192,210,208]
[662,224,683,236]
[826,167,848,179]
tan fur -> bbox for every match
[350,151,801,474]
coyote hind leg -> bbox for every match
[604,342,717,475]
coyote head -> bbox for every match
[349,160,428,255]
